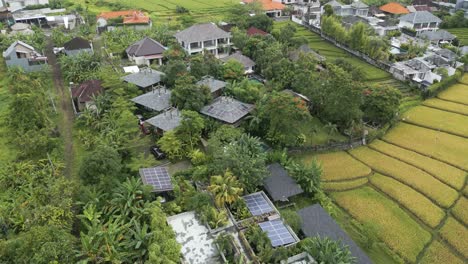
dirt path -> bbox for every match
[45,39,74,178]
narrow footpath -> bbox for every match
[45,39,74,178]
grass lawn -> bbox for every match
[451,197,468,226]
[369,140,466,190]
[298,117,347,146]
[72,0,238,23]
[349,147,458,208]
[294,151,371,182]
[402,106,468,138]
[461,73,468,85]
[437,83,468,105]
[370,174,445,229]
[439,217,468,259]
[423,98,468,116]
[323,177,368,192]
[0,61,15,166]
[447,28,468,46]
[383,123,468,171]
[420,240,465,264]
[332,187,431,263]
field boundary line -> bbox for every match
[347,150,458,209]
[401,120,468,139]
[421,103,468,117]
[323,178,370,192]
[367,144,465,190]
[436,96,468,106]
[380,139,468,172]
[322,172,372,183]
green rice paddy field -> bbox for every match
[447,28,468,46]
[296,75,468,264]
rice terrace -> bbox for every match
[297,74,468,264]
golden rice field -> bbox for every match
[452,197,468,226]
[383,123,468,170]
[420,240,465,264]
[423,98,468,116]
[304,151,371,181]
[464,186,468,196]
[332,187,431,263]
[369,140,466,190]
[322,177,368,192]
[460,73,468,85]
[370,174,445,228]
[437,83,468,105]
[348,147,458,208]
[439,217,468,259]
[402,106,468,138]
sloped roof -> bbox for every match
[174,23,230,43]
[243,0,285,10]
[200,96,254,124]
[64,37,91,51]
[97,10,150,24]
[419,29,455,41]
[434,48,457,60]
[326,0,343,7]
[122,68,165,88]
[10,22,30,31]
[220,51,256,68]
[379,2,409,14]
[71,80,103,103]
[351,1,368,8]
[264,163,303,202]
[399,11,441,24]
[3,40,39,57]
[145,108,182,131]
[461,46,468,56]
[126,37,166,57]
[298,205,373,264]
[247,26,268,36]
[196,76,227,93]
[131,88,171,111]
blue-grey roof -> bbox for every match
[298,205,373,264]
[196,76,227,93]
[131,88,171,111]
[145,108,182,132]
[220,51,256,68]
[419,30,456,41]
[122,68,165,88]
[351,1,368,8]
[399,11,441,24]
[264,163,303,202]
[200,96,254,124]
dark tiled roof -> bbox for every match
[200,96,254,124]
[196,76,227,93]
[419,30,456,41]
[126,37,166,57]
[71,80,103,103]
[298,204,373,264]
[131,88,171,111]
[122,68,165,88]
[399,11,441,24]
[174,23,230,43]
[220,51,256,68]
[64,37,91,51]
[145,108,181,131]
[264,163,303,202]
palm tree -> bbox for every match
[207,170,243,207]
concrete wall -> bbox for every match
[5,57,47,72]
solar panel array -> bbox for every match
[243,192,275,216]
[139,167,173,192]
[259,220,296,247]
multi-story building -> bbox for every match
[174,23,231,58]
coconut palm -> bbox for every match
[207,170,243,207]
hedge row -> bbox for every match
[424,69,462,98]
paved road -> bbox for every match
[45,39,75,178]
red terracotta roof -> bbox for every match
[247,26,268,36]
[97,10,150,24]
[243,0,285,11]
[379,2,410,14]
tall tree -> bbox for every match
[177,110,205,151]
[361,85,402,125]
[208,170,243,207]
[170,75,212,111]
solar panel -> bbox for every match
[139,166,173,192]
[243,192,275,216]
[259,220,296,247]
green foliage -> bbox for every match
[362,85,402,125]
[440,10,468,29]
[0,26,46,51]
[211,134,268,192]
[59,51,101,83]
[281,210,302,234]
[170,75,212,111]
[223,59,245,82]
[208,169,243,207]
[247,14,273,32]
[300,236,356,264]
[177,110,205,150]
[425,70,462,98]
[0,225,77,264]
[334,58,365,81]
[287,159,322,195]
[51,27,73,47]
[78,145,123,185]
[157,131,184,160]
[256,92,311,147]
[225,78,264,103]
[231,27,249,51]
[190,53,222,79]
